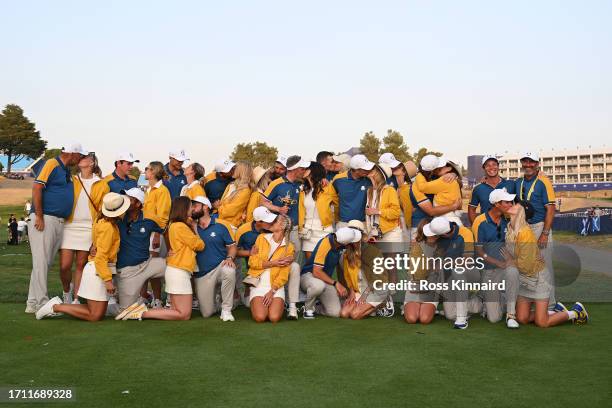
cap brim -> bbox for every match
[221,164,235,173]
[263,213,278,223]
[387,159,401,168]
[423,224,435,237]
[350,230,362,243]
[360,162,375,171]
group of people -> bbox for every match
[6,213,28,245]
[27,143,589,328]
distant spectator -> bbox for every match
[24,200,32,215]
[9,217,18,245]
[17,217,28,243]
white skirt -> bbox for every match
[61,222,93,251]
[77,261,116,301]
[301,223,334,252]
[249,270,285,303]
[165,265,193,295]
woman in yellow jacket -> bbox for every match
[415,158,463,225]
[245,166,270,223]
[218,161,254,230]
[59,153,104,304]
[365,164,402,244]
[501,201,588,327]
[119,196,205,321]
[298,163,335,259]
[246,214,295,323]
[36,192,131,321]
[180,162,206,200]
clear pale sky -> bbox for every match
[2,0,610,173]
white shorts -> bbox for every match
[61,222,93,251]
[165,265,193,295]
[249,270,285,303]
[77,261,115,301]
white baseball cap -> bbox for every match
[521,152,540,162]
[275,155,288,167]
[287,157,310,171]
[192,195,212,209]
[116,152,139,163]
[335,227,362,244]
[481,155,498,166]
[349,154,375,171]
[434,156,449,169]
[423,216,452,237]
[252,206,278,223]
[332,153,351,167]
[169,149,188,162]
[489,188,516,204]
[62,143,89,156]
[213,159,227,172]
[379,152,401,168]
[121,187,145,204]
[420,154,439,172]
[220,160,236,173]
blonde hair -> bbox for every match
[506,204,528,244]
[223,161,254,202]
[277,214,293,256]
[148,161,167,181]
[344,241,361,269]
[367,165,387,208]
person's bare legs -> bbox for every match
[340,302,357,319]
[250,297,269,322]
[72,251,88,300]
[404,302,421,323]
[349,303,376,320]
[150,278,163,301]
[268,298,285,323]
[54,299,107,321]
[59,249,75,293]
[517,298,571,328]
[419,304,436,324]
[141,294,192,320]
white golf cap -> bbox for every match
[121,187,145,204]
[169,148,188,162]
[489,188,516,204]
[62,143,88,156]
[220,160,236,173]
[434,156,448,169]
[335,227,362,244]
[349,154,375,171]
[275,155,288,167]
[287,157,310,171]
[347,220,365,232]
[332,153,351,167]
[379,152,401,168]
[116,152,139,163]
[252,206,278,223]
[521,152,540,162]
[481,155,498,166]
[423,216,452,237]
[214,159,227,172]
[420,154,439,172]
[192,195,212,209]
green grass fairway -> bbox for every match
[1,205,611,407]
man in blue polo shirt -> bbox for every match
[163,149,188,199]
[204,159,235,210]
[101,152,139,194]
[471,188,520,329]
[262,155,310,252]
[300,227,361,319]
[379,152,404,189]
[115,188,166,309]
[26,143,87,313]
[514,151,557,308]
[329,154,374,228]
[192,196,237,321]
[468,155,515,224]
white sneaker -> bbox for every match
[116,302,144,320]
[220,310,235,322]
[506,315,520,329]
[287,305,298,320]
[151,299,163,309]
[62,291,73,304]
[165,296,172,309]
[303,309,315,319]
[192,298,200,310]
[71,299,80,305]
[105,296,121,317]
[36,296,62,320]
[25,304,37,314]
[121,304,148,320]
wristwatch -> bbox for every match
[331,280,337,287]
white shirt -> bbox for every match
[72,175,100,224]
[303,190,323,230]
[17,220,27,232]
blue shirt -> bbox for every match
[331,171,372,222]
[33,157,74,218]
[387,175,399,189]
[514,173,556,224]
[409,185,433,228]
[473,212,508,269]
[302,234,342,277]
[106,171,138,193]
[205,174,232,204]
[117,212,163,269]
[264,176,302,225]
[469,178,515,215]
[194,218,235,277]
[237,222,260,252]
[325,170,338,181]
[163,163,187,199]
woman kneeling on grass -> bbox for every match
[36,192,131,321]
[501,201,588,327]
[117,196,204,321]
[246,214,295,323]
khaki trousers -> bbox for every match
[117,258,166,308]
[300,272,341,317]
[194,262,236,318]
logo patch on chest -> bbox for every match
[210,232,216,237]
[140,227,146,234]
[360,186,366,191]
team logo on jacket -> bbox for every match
[140,227,146,234]
[360,186,366,191]
[210,232,216,237]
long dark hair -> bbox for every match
[169,196,191,225]
[303,162,326,200]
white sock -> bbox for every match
[289,302,296,309]
[547,310,555,315]
[567,310,578,320]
